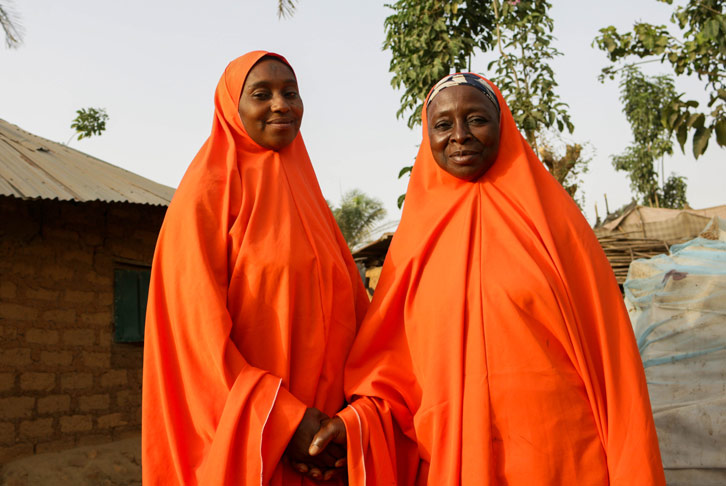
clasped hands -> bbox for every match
[285,407,347,482]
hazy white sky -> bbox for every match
[2,0,724,226]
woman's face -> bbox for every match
[238,58,303,150]
[427,85,500,181]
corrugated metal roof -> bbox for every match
[0,118,174,206]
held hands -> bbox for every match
[286,408,347,481]
[309,416,346,457]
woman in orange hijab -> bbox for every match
[310,73,665,485]
[142,51,369,485]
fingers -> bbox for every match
[309,417,345,456]
[309,427,334,456]
[310,465,342,482]
[291,461,309,474]
[312,448,341,469]
[308,467,323,481]
[291,461,335,481]
[291,458,345,481]
[326,442,346,460]
[293,446,341,469]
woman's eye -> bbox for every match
[434,121,451,130]
[468,116,486,125]
[285,91,299,99]
[252,91,270,100]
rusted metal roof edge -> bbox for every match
[0,192,172,207]
[0,119,175,206]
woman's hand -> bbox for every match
[309,416,347,457]
[286,408,346,481]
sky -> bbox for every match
[2,0,724,228]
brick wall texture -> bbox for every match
[0,196,166,463]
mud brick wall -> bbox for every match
[0,196,166,463]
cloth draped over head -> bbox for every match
[338,73,665,485]
[427,72,500,115]
[141,51,368,485]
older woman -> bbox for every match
[310,73,665,485]
[142,51,368,485]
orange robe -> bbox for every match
[339,77,665,485]
[142,51,368,485]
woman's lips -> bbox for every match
[448,150,480,165]
[266,118,296,130]
[267,118,294,124]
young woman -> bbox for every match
[142,51,368,485]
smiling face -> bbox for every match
[238,58,303,150]
[426,85,501,181]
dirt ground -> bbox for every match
[0,436,141,486]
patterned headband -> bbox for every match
[427,73,500,115]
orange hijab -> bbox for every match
[338,75,665,485]
[142,51,368,485]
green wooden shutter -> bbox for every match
[114,268,151,342]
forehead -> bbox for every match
[427,85,497,117]
[244,59,297,87]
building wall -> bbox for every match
[364,266,382,294]
[0,196,165,463]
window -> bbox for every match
[113,266,151,343]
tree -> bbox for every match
[661,173,688,208]
[611,66,688,209]
[384,0,587,207]
[276,0,297,18]
[329,189,387,248]
[0,1,23,48]
[538,136,590,208]
[593,0,726,158]
[383,0,496,128]
[488,0,573,155]
[69,107,109,143]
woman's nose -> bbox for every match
[450,120,470,143]
[271,93,290,113]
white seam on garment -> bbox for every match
[260,378,283,486]
[350,404,367,486]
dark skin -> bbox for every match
[426,85,501,181]
[308,83,504,462]
[238,57,304,151]
[286,408,347,481]
[238,58,346,479]
[309,415,347,467]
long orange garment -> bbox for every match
[338,76,665,485]
[142,51,369,485]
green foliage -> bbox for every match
[0,1,24,48]
[611,146,662,204]
[70,107,109,141]
[538,135,591,208]
[396,164,412,209]
[611,67,688,208]
[385,0,587,206]
[383,0,496,128]
[488,0,573,153]
[276,0,297,18]
[619,67,676,156]
[662,173,689,208]
[329,189,387,248]
[594,0,726,158]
